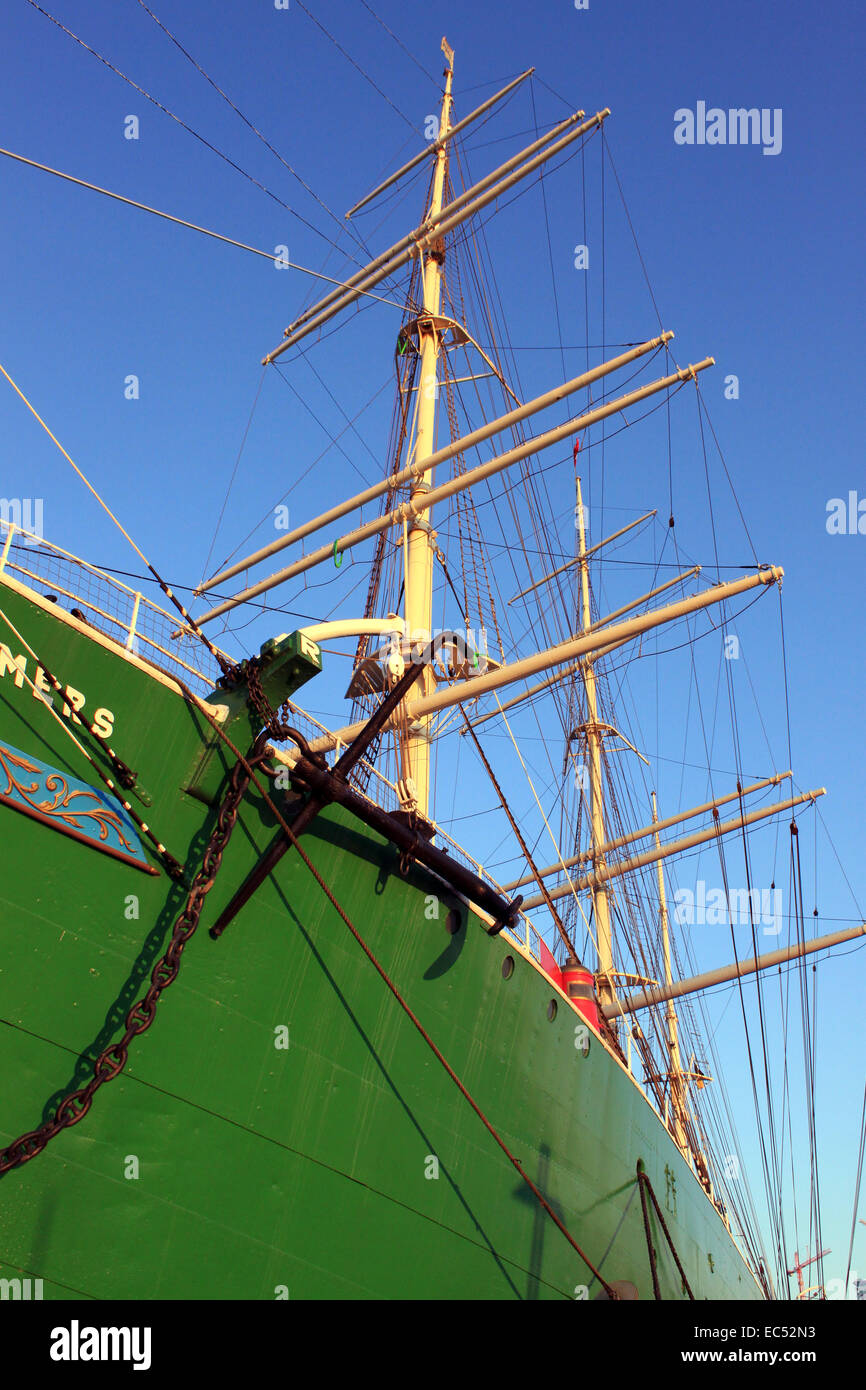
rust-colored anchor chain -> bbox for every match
[0,733,270,1176]
[246,661,295,742]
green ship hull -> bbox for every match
[0,573,763,1300]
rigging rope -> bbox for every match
[0,147,409,305]
[357,0,441,88]
[293,0,421,135]
[0,360,234,680]
[219,374,394,571]
[272,364,376,489]
[696,385,760,566]
[712,814,788,1290]
[133,0,369,258]
[23,0,358,260]
[529,80,567,392]
[200,367,268,589]
[636,1163,695,1299]
[844,1079,866,1294]
[602,133,665,336]
[635,542,773,1276]
[459,709,578,962]
[0,604,184,880]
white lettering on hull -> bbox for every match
[0,643,116,738]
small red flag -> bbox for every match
[573,437,581,463]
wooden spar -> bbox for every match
[465,631,636,731]
[188,355,710,629]
[468,567,702,730]
[585,567,702,636]
[468,662,579,728]
[302,565,784,754]
[280,106,591,343]
[603,922,866,1019]
[509,509,657,604]
[283,111,586,346]
[411,566,780,718]
[519,787,823,909]
[263,110,610,362]
[345,69,535,218]
[501,771,793,890]
[197,332,673,596]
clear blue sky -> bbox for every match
[1,0,863,1297]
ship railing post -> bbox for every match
[0,522,15,573]
[126,591,142,652]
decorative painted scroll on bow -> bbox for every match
[0,740,154,873]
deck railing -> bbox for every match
[0,520,226,696]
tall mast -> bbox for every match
[575,476,615,1005]
[403,39,454,819]
[652,791,689,1154]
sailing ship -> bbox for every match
[0,34,856,1301]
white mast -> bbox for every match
[403,39,454,820]
[575,476,615,1006]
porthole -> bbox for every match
[501,955,515,980]
[546,998,558,1022]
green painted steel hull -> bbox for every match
[0,580,763,1300]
